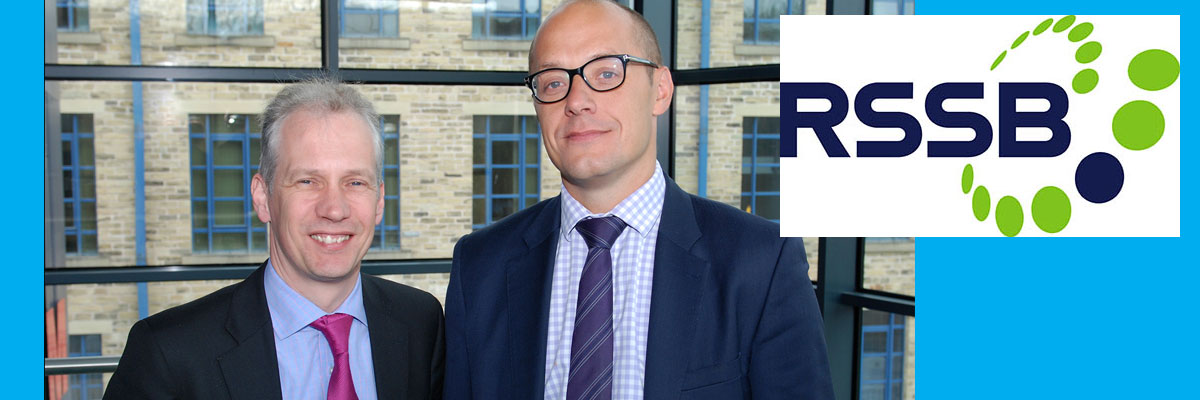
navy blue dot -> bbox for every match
[1075,152,1123,203]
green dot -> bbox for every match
[1011,31,1030,49]
[1075,41,1102,64]
[973,186,991,221]
[1072,69,1099,94]
[1067,22,1094,42]
[1112,100,1165,150]
[1033,18,1054,35]
[991,51,1007,71]
[962,164,974,194]
[1128,49,1180,91]
[995,196,1024,237]
[1032,186,1071,233]
[1053,15,1076,33]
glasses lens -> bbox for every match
[583,56,626,91]
[532,70,570,102]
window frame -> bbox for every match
[340,0,400,38]
[189,113,266,253]
[472,115,541,229]
[187,0,265,36]
[472,0,541,40]
[56,0,89,32]
[858,310,906,400]
[61,114,97,255]
[67,334,104,400]
[741,116,781,222]
[375,114,402,249]
[744,0,804,44]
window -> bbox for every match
[860,310,906,400]
[67,334,103,400]
[341,0,399,38]
[186,0,264,36]
[743,0,803,44]
[472,115,540,229]
[871,0,915,15]
[375,115,401,249]
[741,117,781,222]
[189,114,265,253]
[57,0,89,32]
[472,0,540,40]
[62,114,97,255]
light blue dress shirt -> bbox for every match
[264,261,378,400]
[544,162,666,400]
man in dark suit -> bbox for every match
[444,1,833,399]
[104,80,444,400]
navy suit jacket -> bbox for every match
[103,264,446,400]
[445,179,833,399]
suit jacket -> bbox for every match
[103,263,445,400]
[444,179,833,399]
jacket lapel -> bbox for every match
[644,180,709,399]
[217,264,284,400]
[364,276,411,400]
[505,196,561,399]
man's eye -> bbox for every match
[298,179,313,185]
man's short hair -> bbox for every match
[531,0,664,66]
[259,77,383,188]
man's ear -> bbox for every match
[250,173,271,224]
[651,66,675,116]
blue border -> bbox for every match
[918,1,1195,399]
[14,1,42,397]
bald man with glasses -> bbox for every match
[444,1,834,399]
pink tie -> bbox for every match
[310,313,359,400]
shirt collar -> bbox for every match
[559,161,666,241]
[263,259,368,341]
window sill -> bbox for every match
[57,31,102,45]
[182,252,268,265]
[462,39,532,52]
[175,34,276,48]
[313,36,412,50]
[733,43,780,57]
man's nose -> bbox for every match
[316,185,350,221]
[564,74,596,116]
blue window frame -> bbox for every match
[189,114,266,253]
[375,115,402,249]
[68,334,103,400]
[472,115,540,229]
[871,0,915,15]
[341,0,399,38]
[743,0,804,44]
[472,0,540,40]
[62,114,98,255]
[57,0,90,32]
[860,310,906,400]
[187,0,264,36]
[741,117,781,222]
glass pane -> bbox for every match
[756,165,780,191]
[191,169,208,197]
[65,234,78,253]
[759,0,787,18]
[213,140,244,166]
[863,332,887,353]
[345,13,380,36]
[64,201,76,229]
[213,170,245,197]
[79,138,95,166]
[491,16,521,37]
[57,6,70,29]
[741,169,752,193]
[492,168,517,195]
[472,198,486,226]
[863,309,889,325]
[250,138,261,165]
[524,138,538,164]
[212,115,246,134]
[63,140,73,167]
[863,237,916,296]
[386,228,400,247]
[525,197,538,208]
[79,169,95,198]
[81,202,97,230]
[492,141,518,165]
[490,116,516,134]
[385,170,399,196]
[193,232,209,251]
[382,13,398,37]
[473,168,486,195]
[473,138,486,164]
[757,137,780,159]
[214,201,245,226]
[491,198,517,221]
[861,357,886,380]
[525,168,538,195]
[85,334,101,351]
[385,198,399,226]
[189,115,206,133]
[860,382,884,400]
[253,230,267,251]
[759,22,780,43]
[472,115,487,134]
[754,195,779,220]
[213,232,248,251]
[81,234,98,253]
[63,170,74,198]
[385,137,399,165]
[192,200,209,229]
[191,138,207,166]
[78,115,94,132]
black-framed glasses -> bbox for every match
[524,54,660,104]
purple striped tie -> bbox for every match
[310,313,359,400]
[567,216,627,400]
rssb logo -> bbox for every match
[778,15,1179,237]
